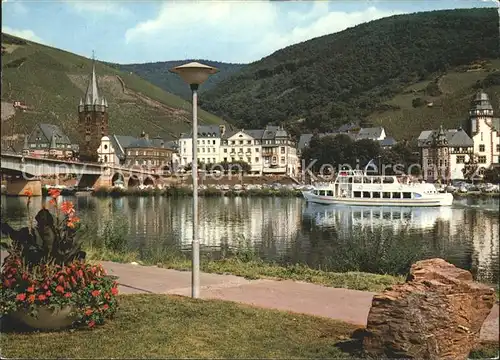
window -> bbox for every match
[326,190,334,196]
[439,159,443,167]
[281,147,285,154]
[281,156,285,163]
[213,140,216,145]
[478,156,487,164]
[353,191,361,198]
[403,192,412,199]
[247,140,252,144]
[255,157,259,162]
[224,148,227,153]
[255,148,259,152]
[372,192,381,198]
[383,192,391,199]
[392,192,402,199]
[362,191,370,198]
[479,144,485,152]
[456,155,465,163]
[497,144,500,152]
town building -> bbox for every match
[177,125,224,167]
[77,58,109,162]
[418,126,474,182]
[467,90,500,168]
[22,123,78,160]
[418,90,499,182]
[219,125,299,176]
[97,132,177,171]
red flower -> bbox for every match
[55,285,64,293]
[28,294,36,303]
[102,304,109,310]
[60,201,74,215]
[85,309,93,316]
[45,290,52,297]
[26,286,34,293]
[58,275,65,284]
[48,188,60,198]
[77,269,84,278]
[111,287,119,296]
[66,268,72,275]
[24,189,33,197]
[91,290,100,297]
[38,294,47,301]
[64,292,72,298]
[88,320,95,328]
[16,293,26,301]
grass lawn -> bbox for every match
[1,294,358,359]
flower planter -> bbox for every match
[11,305,78,330]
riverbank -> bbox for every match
[92,186,303,198]
[85,247,404,292]
[452,191,500,199]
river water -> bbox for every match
[1,195,498,284]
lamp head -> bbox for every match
[169,61,218,86]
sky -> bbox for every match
[2,0,499,65]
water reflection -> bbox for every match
[1,195,498,284]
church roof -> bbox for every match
[82,57,108,107]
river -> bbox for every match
[1,195,498,284]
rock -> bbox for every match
[363,258,496,360]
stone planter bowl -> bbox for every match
[11,305,78,330]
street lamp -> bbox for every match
[169,62,218,298]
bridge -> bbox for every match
[0,152,162,196]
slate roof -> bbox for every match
[417,128,473,147]
[379,137,397,147]
[109,135,136,160]
[180,125,222,139]
[357,127,385,140]
[221,126,289,141]
[30,124,72,145]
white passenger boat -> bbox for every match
[302,170,453,207]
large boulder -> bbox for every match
[362,258,496,360]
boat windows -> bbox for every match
[353,177,362,183]
[326,190,334,196]
[392,192,402,199]
[363,177,372,184]
[319,190,326,196]
[383,192,391,199]
[353,191,362,198]
[383,212,391,220]
[363,191,371,198]
[372,192,381,198]
[373,212,381,219]
[402,192,412,199]
[403,212,412,220]
[363,211,371,218]
[383,177,394,184]
[313,190,319,195]
[373,177,381,184]
[393,213,401,220]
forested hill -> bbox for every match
[199,8,500,139]
[112,60,245,100]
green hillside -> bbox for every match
[0,33,227,146]
[199,8,500,140]
[112,60,245,100]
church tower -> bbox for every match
[78,55,109,162]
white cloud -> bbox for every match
[64,0,131,18]
[2,26,45,44]
[124,1,405,63]
[2,0,28,14]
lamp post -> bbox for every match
[169,62,218,298]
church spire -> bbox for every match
[84,50,105,106]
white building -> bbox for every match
[177,125,225,167]
[468,90,500,169]
[220,125,299,176]
[418,90,499,182]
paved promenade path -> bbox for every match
[101,261,499,344]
